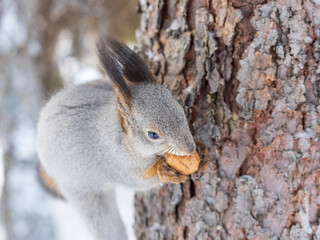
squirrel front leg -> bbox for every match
[156,146,209,183]
[191,140,209,181]
[143,158,188,184]
[158,140,209,183]
[144,140,209,184]
[157,158,189,184]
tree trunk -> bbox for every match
[134,0,320,239]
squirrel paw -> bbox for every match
[191,140,209,181]
[157,158,188,184]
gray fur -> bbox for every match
[37,49,195,240]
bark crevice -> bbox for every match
[134,0,320,239]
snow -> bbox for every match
[55,31,103,85]
[49,199,93,240]
[6,164,55,240]
[0,0,27,53]
[116,186,136,240]
[11,123,37,161]
[55,30,74,60]
[0,224,7,240]
[139,0,147,7]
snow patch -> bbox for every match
[116,186,136,240]
[48,198,93,240]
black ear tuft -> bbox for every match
[97,40,132,108]
[107,38,155,85]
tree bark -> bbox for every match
[134,0,320,239]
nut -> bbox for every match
[165,151,200,175]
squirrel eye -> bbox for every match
[148,131,160,140]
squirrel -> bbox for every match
[37,38,209,240]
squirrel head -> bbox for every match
[97,39,196,158]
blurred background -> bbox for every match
[0,0,140,239]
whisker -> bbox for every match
[161,146,171,155]
[132,144,181,172]
[173,147,177,156]
[189,125,197,136]
[168,146,175,155]
[170,147,175,153]
[169,146,175,155]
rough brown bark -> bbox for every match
[134,0,320,239]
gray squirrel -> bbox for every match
[37,39,209,240]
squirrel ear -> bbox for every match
[106,38,156,85]
[97,40,133,110]
[116,96,133,133]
